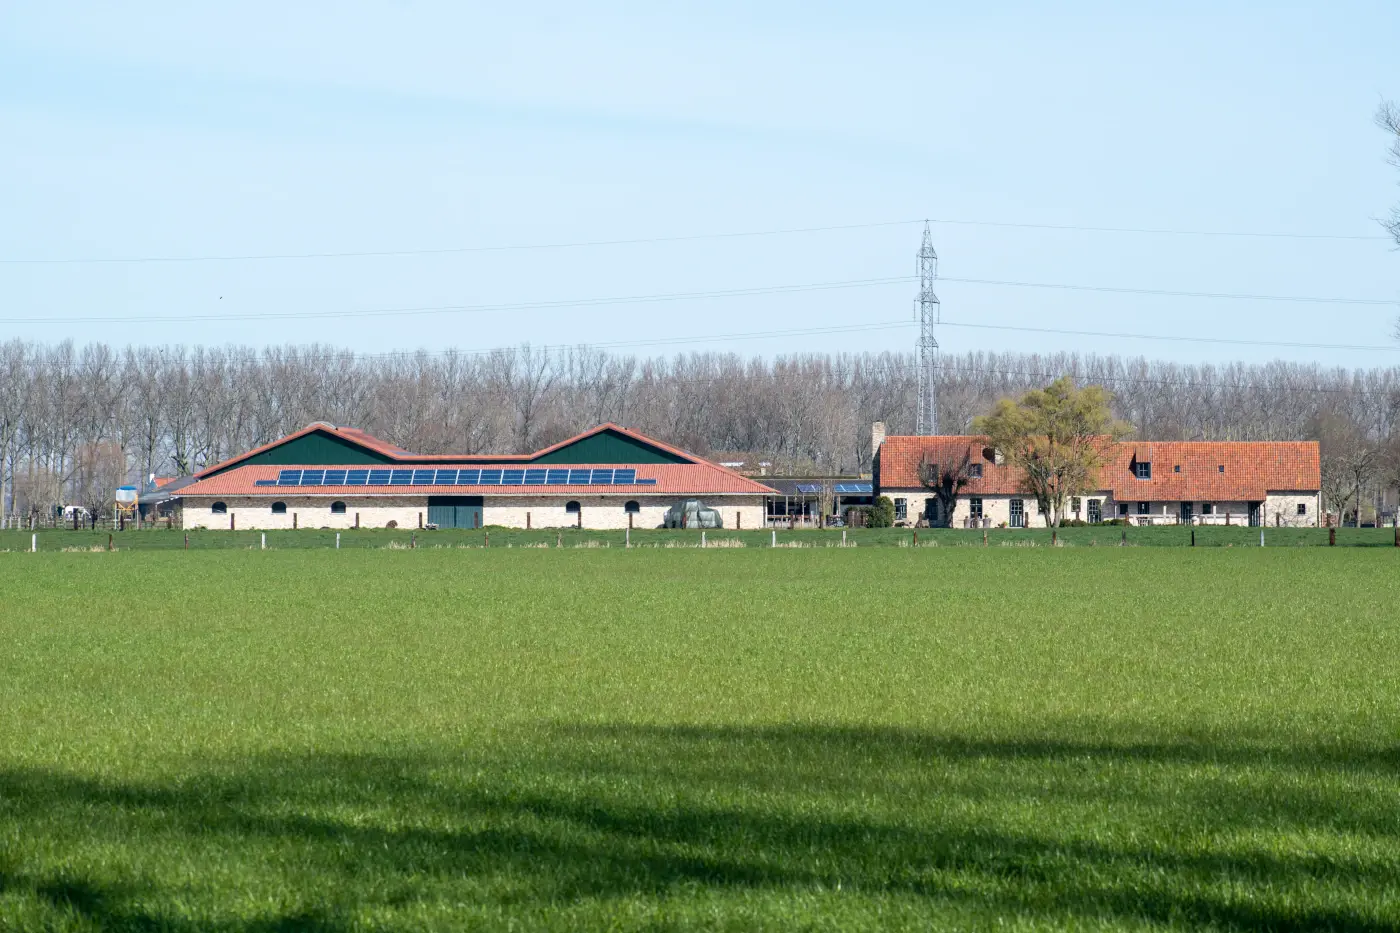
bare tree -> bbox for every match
[917,447,974,528]
[1380,101,1400,251]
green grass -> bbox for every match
[0,549,1396,930]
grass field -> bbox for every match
[0,549,1397,931]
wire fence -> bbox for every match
[3,525,1398,552]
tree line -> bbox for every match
[2,339,1398,522]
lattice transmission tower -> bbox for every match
[915,221,941,435]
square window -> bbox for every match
[1297,503,1307,515]
[968,463,983,478]
[1118,503,1129,517]
[1137,501,1149,515]
[1202,503,1214,515]
[1135,461,1152,480]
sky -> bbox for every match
[1,1,1397,367]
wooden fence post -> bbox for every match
[1190,529,1196,547]
[107,533,112,551]
[293,513,298,530]
[355,512,360,529]
[184,532,189,550]
[411,532,417,549]
[1329,527,1336,546]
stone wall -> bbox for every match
[181,495,766,531]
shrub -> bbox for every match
[868,496,896,528]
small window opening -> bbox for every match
[331,501,347,514]
[565,501,581,514]
[968,463,983,478]
[1218,464,1225,473]
[211,501,227,515]
[624,500,640,514]
[271,502,287,514]
[1297,503,1307,515]
[1173,464,1181,473]
[1202,503,1214,515]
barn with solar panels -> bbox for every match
[173,422,775,531]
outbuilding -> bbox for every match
[176,422,774,531]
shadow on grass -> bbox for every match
[0,724,1395,930]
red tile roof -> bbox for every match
[878,436,1319,502]
[177,461,776,499]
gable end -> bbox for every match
[204,429,396,477]
[533,428,692,465]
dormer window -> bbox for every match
[968,463,983,478]
[1134,461,1152,480]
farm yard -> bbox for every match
[0,548,1397,931]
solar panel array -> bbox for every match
[793,482,872,494]
[255,468,656,487]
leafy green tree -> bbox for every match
[972,377,1131,528]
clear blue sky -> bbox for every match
[1,2,1396,366]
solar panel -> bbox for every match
[636,479,657,486]
[389,470,413,485]
[368,470,392,486]
[412,469,436,485]
[568,469,592,484]
[546,469,570,485]
[345,470,369,486]
[455,469,481,485]
[322,470,347,485]
[524,469,547,485]
[277,470,302,484]
[501,470,525,485]
[590,469,615,484]
[254,479,277,486]
[299,470,325,486]
[479,470,502,485]
[613,469,636,484]
[430,469,455,484]
[795,483,821,494]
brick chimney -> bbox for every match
[871,421,886,456]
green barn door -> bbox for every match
[428,496,483,528]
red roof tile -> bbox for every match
[878,436,1319,501]
[177,461,776,498]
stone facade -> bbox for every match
[882,489,1322,528]
[182,495,766,531]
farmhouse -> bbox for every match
[872,424,1321,528]
[175,422,774,531]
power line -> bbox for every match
[5,273,1394,328]
[939,276,1398,306]
[0,276,916,325]
[939,320,1400,353]
[0,217,1388,266]
[925,218,1391,241]
[0,221,924,265]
